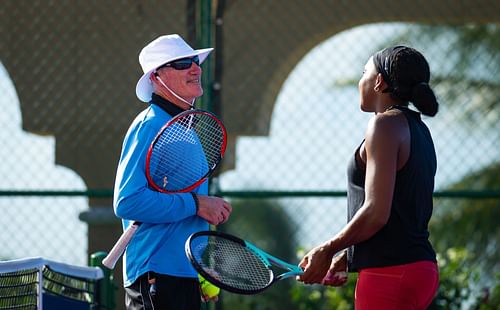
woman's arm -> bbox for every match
[298,113,406,284]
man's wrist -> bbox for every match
[190,193,199,214]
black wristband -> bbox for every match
[191,193,199,214]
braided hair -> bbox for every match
[373,46,439,116]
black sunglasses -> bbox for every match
[157,56,200,71]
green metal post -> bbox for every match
[198,0,213,112]
[90,251,116,310]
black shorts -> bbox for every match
[125,272,201,310]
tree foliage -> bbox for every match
[429,162,500,309]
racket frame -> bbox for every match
[186,230,303,295]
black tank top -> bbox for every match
[347,106,437,271]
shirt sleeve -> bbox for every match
[112,112,200,224]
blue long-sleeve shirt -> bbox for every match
[113,103,208,287]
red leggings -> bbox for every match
[355,261,439,310]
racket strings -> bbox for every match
[193,118,225,167]
[192,236,272,292]
[149,114,225,191]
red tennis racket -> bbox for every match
[102,109,227,269]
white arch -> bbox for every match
[0,62,88,265]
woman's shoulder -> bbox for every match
[365,109,409,143]
[369,109,406,130]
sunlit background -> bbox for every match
[1,1,498,309]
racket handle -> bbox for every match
[102,222,141,269]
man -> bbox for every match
[113,34,232,310]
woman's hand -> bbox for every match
[296,241,336,285]
[321,250,348,286]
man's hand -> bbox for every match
[195,194,232,225]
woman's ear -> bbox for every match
[374,73,387,92]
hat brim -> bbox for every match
[135,47,213,102]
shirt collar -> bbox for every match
[149,93,187,117]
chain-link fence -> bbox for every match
[1,0,199,263]
[1,1,499,309]
[218,19,500,247]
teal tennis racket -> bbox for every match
[185,230,303,295]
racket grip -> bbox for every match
[102,222,141,269]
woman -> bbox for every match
[297,46,439,310]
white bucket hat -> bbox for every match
[135,34,213,102]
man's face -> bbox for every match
[156,56,204,102]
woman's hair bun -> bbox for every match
[411,82,439,117]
